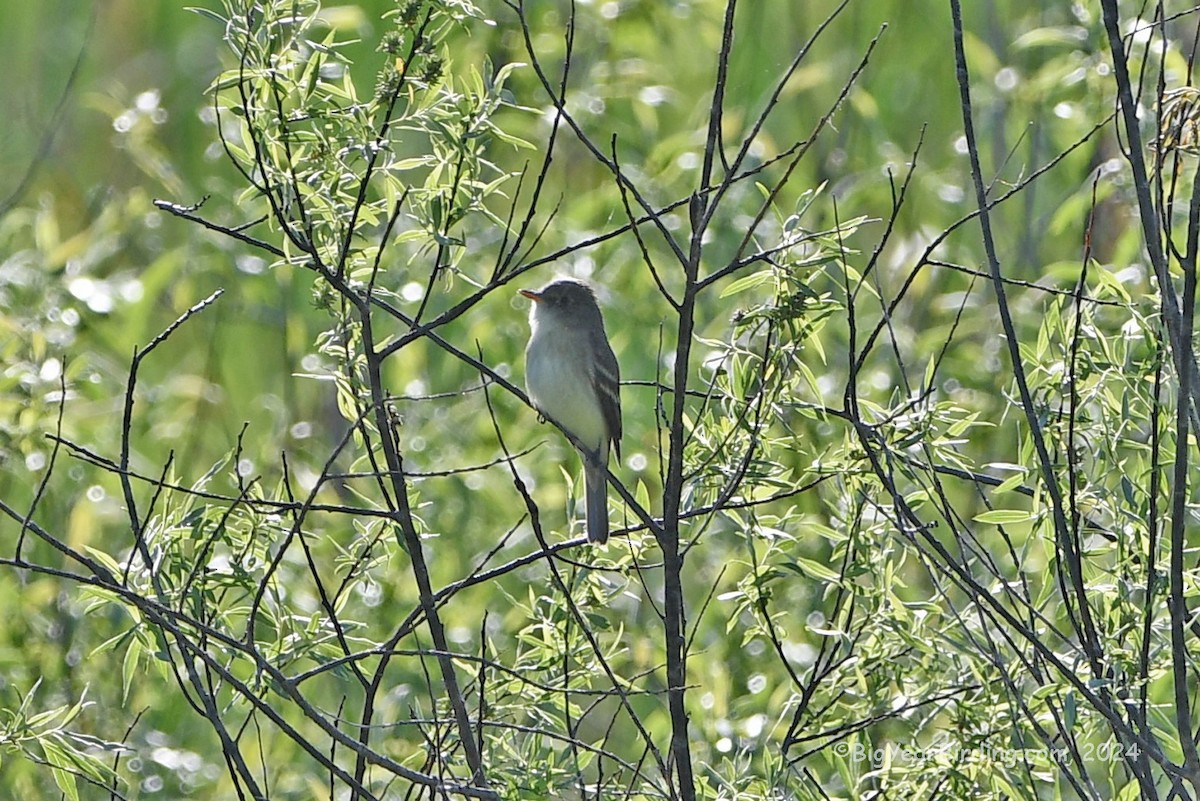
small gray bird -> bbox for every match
[520,279,622,544]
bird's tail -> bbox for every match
[584,460,609,544]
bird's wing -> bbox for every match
[592,333,622,458]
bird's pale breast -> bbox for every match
[525,327,608,453]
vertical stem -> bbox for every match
[948,0,1104,667]
[1101,0,1200,789]
[1166,163,1200,786]
[656,2,739,795]
[661,204,699,799]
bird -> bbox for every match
[520,279,622,543]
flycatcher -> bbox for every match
[520,279,622,544]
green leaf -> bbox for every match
[635,479,651,513]
[719,269,774,298]
[185,6,228,26]
[41,740,80,801]
[793,557,841,582]
[123,635,144,704]
[994,472,1027,494]
[973,509,1033,524]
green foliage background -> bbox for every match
[1,0,1192,799]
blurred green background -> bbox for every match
[0,0,1176,797]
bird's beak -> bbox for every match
[519,289,541,302]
